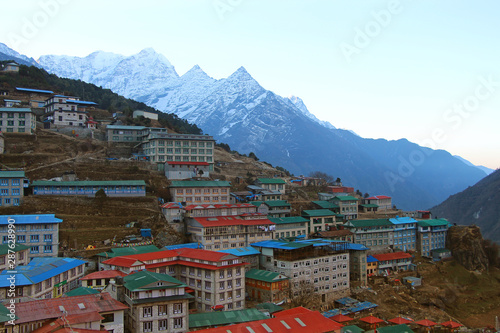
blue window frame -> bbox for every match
[30,235,39,243]
[4,198,10,205]
[13,198,20,206]
[44,234,52,242]
[44,245,52,253]
[17,235,25,243]
[2,236,8,244]
[12,179,20,186]
[30,246,39,254]
[0,180,8,186]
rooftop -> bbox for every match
[189,308,269,329]
[192,216,275,227]
[80,270,127,281]
[345,219,393,228]
[0,243,29,255]
[302,209,337,217]
[417,218,449,227]
[365,195,391,200]
[96,244,161,258]
[170,180,231,188]
[246,268,289,283]
[123,270,186,291]
[16,87,54,94]
[333,195,359,201]
[372,252,413,261]
[0,107,33,113]
[0,170,25,178]
[63,286,101,297]
[13,292,128,324]
[256,178,286,184]
[311,201,340,209]
[389,216,418,225]
[268,216,309,224]
[106,125,146,130]
[219,247,261,256]
[32,180,146,186]
[263,200,291,207]
[0,214,62,225]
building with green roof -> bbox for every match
[32,180,146,197]
[312,200,340,211]
[269,216,309,240]
[245,269,289,303]
[97,244,161,267]
[302,209,342,234]
[0,243,29,271]
[63,286,100,297]
[0,170,25,207]
[170,180,231,205]
[262,200,291,218]
[345,219,395,253]
[254,178,286,194]
[0,107,36,134]
[189,308,269,330]
[417,218,449,257]
[331,195,359,220]
[117,270,192,332]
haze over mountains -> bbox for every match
[2,45,486,210]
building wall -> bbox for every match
[165,164,210,180]
[107,128,146,142]
[349,250,367,286]
[0,176,24,207]
[417,226,447,257]
[352,227,394,253]
[304,216,338,234]
[171,186,230,205]
[246,278,289,303]
[0,110,36,134]
[141,135,214,164]
[0,222,59,258]
[126,298,189,333]
[274,223,308,239]
[133,110,158,120]
[0,248,29,271]
[32,183,146,198]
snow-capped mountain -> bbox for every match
[36,47,487,210]
[0,42,40,67]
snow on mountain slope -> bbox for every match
[287,95,336,130]
[0,42,40,67]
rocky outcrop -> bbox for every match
[446,225,489,271]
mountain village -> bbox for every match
[0,62,498,333]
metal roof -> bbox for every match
[256,178,286,184]
[164,243,202,250]
[63,286,100,297]
[333,195,359,201]
[417,218,449,227]
[16,87,54,94]
[96,244,160,258]
[189,308,269,329]
[0,257,86,287]
[302,209,337,217]
[245,268,288,283]
[346,218,392,228]
[389,216,418,225]
[0,107,32,113]
[0,170,25,178]
[123,269,186,291]
[0,243,29,255]
[106,125,147,130]
[0,214,63,225]
[65,100,97,105]
[312,201,339,209]
[219,247,261,256]
[263,200,291,207]
[32,180,146,186]
[268,216,308,224]
[250,240,311,250]
[169,180,231,188]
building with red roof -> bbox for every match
[13,293,127,333]
[101,248,248,313]
[187,214,275,251]
[194,308,343,333]
[372,251,413,275]
[80,270,127,290]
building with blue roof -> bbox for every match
[0,107,36,134]
[251,239,351,303]
[43,95,97,128]
[0,257,86,300]
[16,87,54,94]
[0,214,62,258]
[389,216,418,252]
[164,242,203,250]
[219,247,261,271]
[0,170,26,207]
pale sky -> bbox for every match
[1,0,499,169]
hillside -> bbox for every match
[37,48,487,211]
[430,169,500,243]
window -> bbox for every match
[219,281,224,290]
[143,321,152,333]
[44,234,52,242]
[102,313,114,323]
[17,235,26,243]
[44,245,52,253]
[30,235,39,243]
[158,305,167,315]
[173,303,182,314]
[158,319,168,331]
[143,307,152,318]
[205,281,212,290]
[173,318,183,329]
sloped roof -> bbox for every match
[417,218,449,227]
[80,270,127,280]
[219,247,261,256]
[269,216,308,224]
[256,178,286,184]
[164,243,202,250]
[250,240,311,250]
[189,308,269,329]
[170,180,231,188]
[372,252,412,261]
[0,214,62,225]
[0,170,25,178]
[123,270,185,291]
[365,195,391,200]
[374,325,413,333]
[32,180,146,186]
[102,250,178,267]
[16,87,54,94]
[302,209,337,217]
[63,287,101,297]
[312,201,339,209]
[0,243,29,255]
[263,200,291,207]
[246,268,289,282]
[96,244,161,258]
[366,255,378,263]
[0,108,32,113]
[175,248,237,262]
[389,216,418,225]
[333,195,359,201]
[13,293,128,324]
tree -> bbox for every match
[288,280,321,309]
[309,171,334,186]
[364,193,370,198]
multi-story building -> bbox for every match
[101,248,248,313]
[254,178,286,194]
[165,161,211,180]
[363,195,392,210]
[80,270,127,290]
[170,181,231,205]
[346,243,369,286]
[106,125,149,142]
[140,132,215,169]
[417,218,449,257]
[161,202,185,223]
[0,132,4,154]
[0,257,86,300]
[184,203,257,218]
[43,95,96,127]
[372,252,413,275]
[331,195,359,220]
[0,243,29,271]
[251,239,350,303]
[187,214,275,250]
[366,255,378,276]
[389,216,417,251]
[0,214,62,257]
[269,216,309,239]
[301,209,341,234]
[311,200,340,213]
[247,185,283,201]
[12,293,127,333]
[0,170,25,206]
[261,200,291,218]
[0,107,36,134]
[133,109,159,120]
[245,268,289,303]
[344,218,394,253]
[219,247,261,271]
[96,244,161,270]
[32,180,147,197]
[119,270,191,333]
